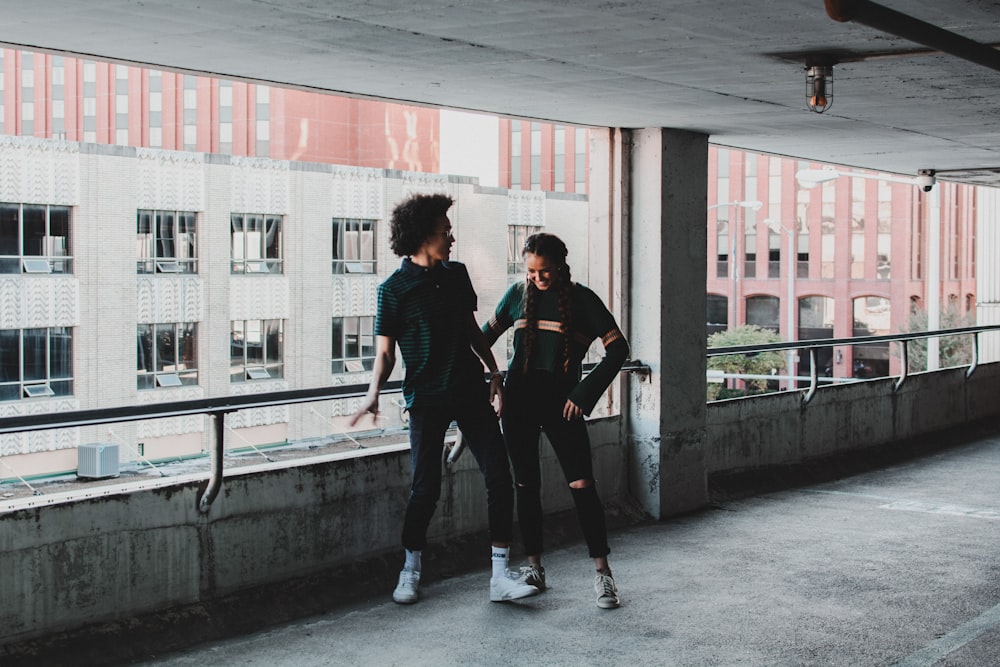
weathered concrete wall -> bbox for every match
[704,363,1000,475]
[0,419,625,645]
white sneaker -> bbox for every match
[595,572,620,609]
[490,570,539,602]
[393,568,420,604]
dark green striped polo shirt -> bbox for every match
[375,259,485,409]
[483,280,629,415]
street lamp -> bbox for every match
[766,218,797,387]
[709,200,763,329]
[794,167,941,371]
[795,168,928,189]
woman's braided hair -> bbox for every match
[522,233,573,374]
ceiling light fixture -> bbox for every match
[805,65,833,113]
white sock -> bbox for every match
[404,549,421,572]
[491,546,509,579]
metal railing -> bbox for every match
[1,321,993,508]
[708,324,1000,404]
[0,361,651,511]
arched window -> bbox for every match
[707,294,728,337]
[798,296,834,380]
[852,296,890,379]
[746,295,779,332]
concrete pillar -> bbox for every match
[626,128,709,518]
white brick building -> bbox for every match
[0,136,592,479]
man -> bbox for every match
[349,192,538,605]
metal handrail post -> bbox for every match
[198,410,229,513]
[803,348,819,403]
[894,341,909,392]
[967,332,980,379]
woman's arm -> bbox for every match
[469,312,505,416]
[566,288,630,416]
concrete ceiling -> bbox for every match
[5,0,1000,184]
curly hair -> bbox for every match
[522,232,573,374]
[389,193,454,256]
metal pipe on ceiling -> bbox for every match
[825,0,1000,73]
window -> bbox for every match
[851,177,866,279]
[137,323,198,389]
[83,60,96,143]
[821,180,836,279]
[20,52,33,136]
[332,218,376,274]
[707,294,728,337]
[115,64,129,146]
[510,120,521,188]
[716,219,729,279]
[231,319,283,382]
[852,297,890,379]
[183,75,197,151]
[529,122,541,190]
[746,296,779,332]
[137,210,197,273]
[574,127,587,193]
[231,214,282,273]
[148,70,163,148]
[0,203,72,273]
[877,180,891,280]
[744,220,757,279]
[798,296,834,380]
[0,327,73,401]
[796,187,810,278]
[332,316,375,373]
[767,225,781,279]
[255,84,270,157]
[52,56,65,139]
[508,224,540,274]
[554,126,566,192]
[218,80,233,154]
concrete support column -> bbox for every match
[626,128,709,518]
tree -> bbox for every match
[897,302,975,372]
[707,325,785,399]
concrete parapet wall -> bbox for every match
[0,419,625,646]
[3,364,998,648]
[704,363,1000,475]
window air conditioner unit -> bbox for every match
[77,443,120,479]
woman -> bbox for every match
[482,232,629,609]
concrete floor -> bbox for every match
[119,431,1000,667]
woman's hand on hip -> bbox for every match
[563,399,583,421]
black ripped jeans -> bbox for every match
[501,369,610,559]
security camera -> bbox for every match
[916,170,936,192]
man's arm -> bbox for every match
[348,334,397,427]
[467,312,504,416]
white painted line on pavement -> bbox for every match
[880,499,1000,521]
[891,602,1000,667]
[803,490,1000,520]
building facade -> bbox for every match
[706,147,977,384]
[0,136,591,481]
[0,47,598,481]
[0,48,440,171]
[0,46,983,481]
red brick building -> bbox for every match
[0,49,439,172]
